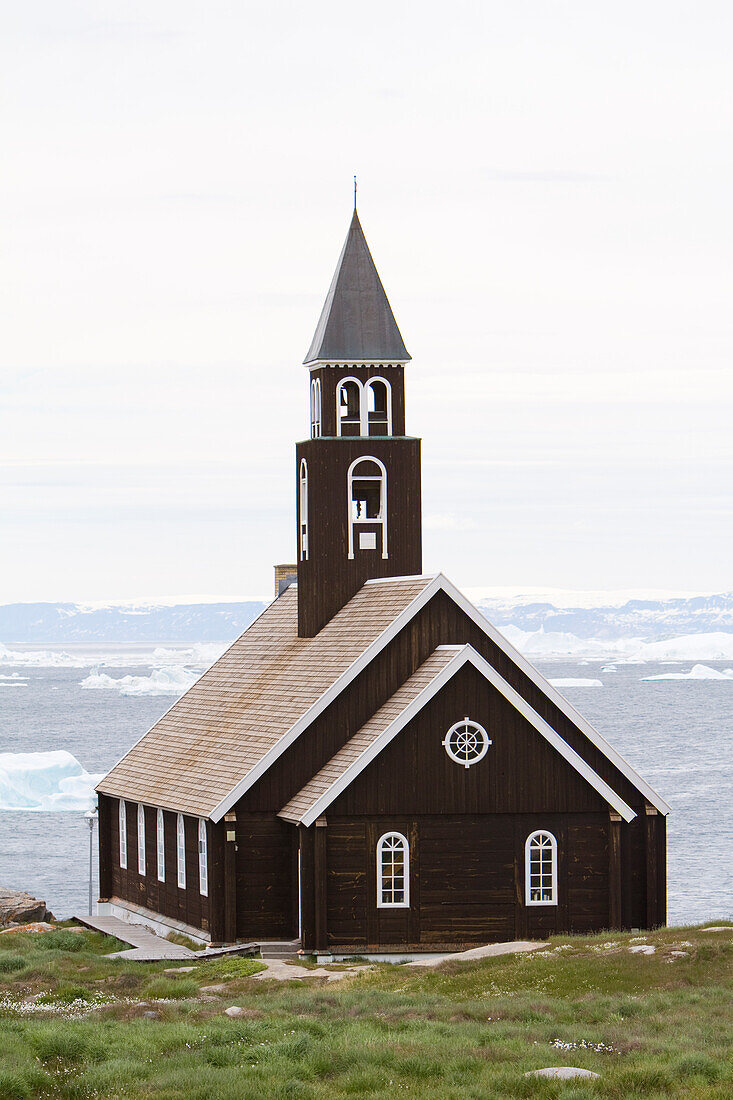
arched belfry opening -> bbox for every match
[296,206,422,636]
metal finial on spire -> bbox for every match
[354,175,357,209]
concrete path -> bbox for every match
[252,959,361,982]
[74,914,196,960]
[406,940,543,967]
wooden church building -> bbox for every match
[97,206,669,953]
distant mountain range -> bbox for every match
[1,591,732,644]
[476,592,733,640]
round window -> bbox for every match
[442,718,491,768]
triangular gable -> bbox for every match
[209,574,669,821]
[279,644,637,826]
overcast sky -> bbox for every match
[2,1,732,603]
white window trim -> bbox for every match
[310,378,321,438]
[336,376,392,436]
[137,803,146,876]
[336,376,363,435]
[299,458,308,560]
[119,799,127,869]
[525,830,558,906]
[376,831,410,909]
[365,376,392,435]
[156,808,165,883]
[442,717,492,768]
[177,813,186,889]
[347,455,388,560]
[198,818,209,896]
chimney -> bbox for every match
[274,563,298,598]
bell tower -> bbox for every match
[296,204,422,637]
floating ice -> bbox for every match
[548,678,604,688]
[0,750,105,812]
[80,666,199,697]
[641,664,733,682]
[500,626,637,658]
[633,633,733,661]
[0,643,92,669]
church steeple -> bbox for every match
[296,206,422,637]
[304,209,411,366]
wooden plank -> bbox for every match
[608,812,622,930]
[645,803,659,929]
[224,813,237,944]
[314,818,328,952]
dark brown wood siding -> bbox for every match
[310,364,406,439]
[296,436,422,636]
[106,798,212,935]
[235,813,297,940]
[317,812,613,951]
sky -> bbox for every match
[1,1,732,603]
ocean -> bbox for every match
[1,648,731,926]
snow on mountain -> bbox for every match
[0,601,265,643]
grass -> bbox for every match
[0,922,730,1098]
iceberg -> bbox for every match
[641,664,733,682]
[500,626,636,658]
[79,666,199,697]
[548,678,604,688]
[631,633,733,661]
[0,751,105,812]
[0,643,93,669]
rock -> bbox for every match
[629,944,656,955]
[700,926,731,933]
[667,950,689,958]
[143,1010,159,1019]
[525,1067,600,1080]
[0,887,55,927]
[0,921,56,935]
[224,1005,245,1017]
[200,984,227,994]
[163,966,197,974]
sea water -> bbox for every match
[0,650,731,925]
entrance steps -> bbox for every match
[258,940,302,960]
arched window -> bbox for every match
[347,456,388,559]
[525,831,558,906]
[336,378,363,436]
[299,458,308,560]
[198,819,208,896]
[377,832,410,908]
[137,803,146,876]
[366,377,392,436]
[177,813,186,889]
[310,378,322,438]
[119,799,127,869]
[156,808,165,882]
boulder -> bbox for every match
[0,887,55,927]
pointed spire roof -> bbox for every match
[304,208,411,365]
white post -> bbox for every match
[85,808,98,916]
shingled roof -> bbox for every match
[97,576,433,819]
[303,209,411,365]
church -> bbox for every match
[96,205,669,954]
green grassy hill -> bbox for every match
[0,923,731,1099]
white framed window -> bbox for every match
[347,456,388,559]
[443,718,492,769]
[156,808,165,882]
[177,813,186,889]
[336,376,392,437]
[137,803,146,876]
[377,832,409,908]
[366,377,392,436]
[299,458,308,560]
[336,377,363,435]
[525,831,558,906]
[198,818,208,896]
[119,799,127,869]
[310,378,322,438]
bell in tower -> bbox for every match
[296,204,423,637]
